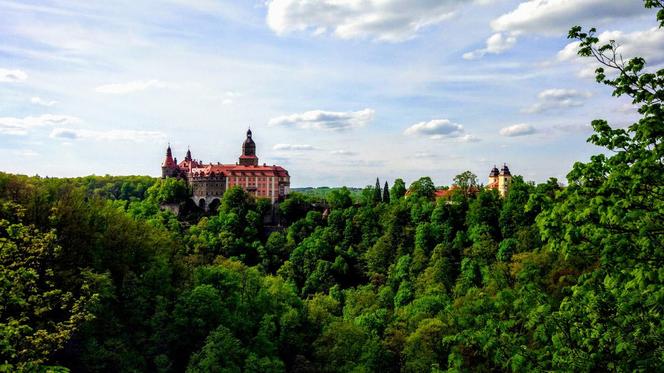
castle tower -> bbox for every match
[185,147,192,162]
[161,144,179,178]
[498,163,512,197]
[488,165,499,189]
[239,128,258,166]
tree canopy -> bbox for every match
[0,2,663,372]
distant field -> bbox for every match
[291,186,364,201]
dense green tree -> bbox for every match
[313,321,370,372]
[260,231,290,273]
[279,193,310,225]
[407,177,436,200]
[187,325,246,373]
[0,207,99,370]
[536,5,664,369]
[453,170,478,197]
[327,187,353,209]
[466,189,502,240]
[403,319,446,372]
[390,178,406,201]
[147,177,190,204]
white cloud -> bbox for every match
[0,68,28,82]
[558,27,664,75]
[50,128,166,142]
[0,148,40,157]
[330,149,357,156]
[471,0,648,58]
[492,0,646,35]
[404,119,465,139]
[614,103,640,114]
[95,80,172,94]
[207,91,242,105]
[522,89,591,113]
[500,123,536,137]
[457,134,481,143]
[204,91,242,105]
[414,152,435,158]
[273,144,316,151]
[463,32,518,60]
[268,108,374,130]
[0,114,81,136]
[266,0,490,42]
[557,41,583,62]
[30,96,58,107]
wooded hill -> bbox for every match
[0,3,662,372]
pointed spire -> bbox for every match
[185,146,192,161]
[500,163,511,176]
[240,128,258,165]
[162,143,176,169]
[489,164,500,177]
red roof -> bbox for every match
[434,185,480,199]
[187,163,289,178]
[178,159,203,169]
[162,151,176,168]
[434,186,458,199]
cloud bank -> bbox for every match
[273,144,316,151]
[404,119,468,140]
[0,114,80,135]
[466,0,648,59]
[558,27,664,77]
[330,149,357,156]
[50,128,166,142]
[492,0,646,35]
[500,123,536,137]
[522,89,591,114]
[268,108,374,131]
[31,97,58,107]
[463,32,517,60]
[0,68,28,83]
[266,0,488,42]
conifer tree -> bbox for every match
[373,178,382,204]
[383,181,390,204]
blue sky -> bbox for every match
[0,0,660,187]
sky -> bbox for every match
[0,0,660,188]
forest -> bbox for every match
[1,3,663,372]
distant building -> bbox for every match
[161,129,290,208]
[433,184,480,200]
[488,164,512,197]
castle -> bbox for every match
[487,164,512,197]
[161,129,290,208]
